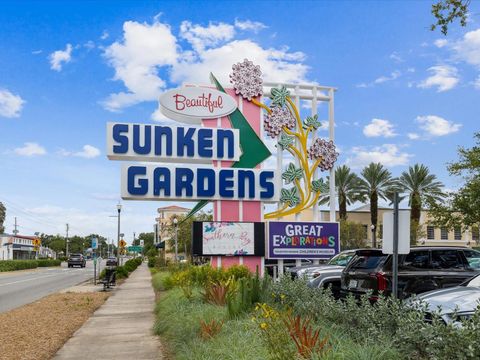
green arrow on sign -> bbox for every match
[184,73,272,221]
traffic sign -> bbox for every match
[33,246,39,252]
[119,239,127,248]
[32,238,41,247]
[91,237,98,250]
[127,245,143,252]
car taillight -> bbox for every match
[371,272,387,291]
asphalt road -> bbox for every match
[0,259,105,313]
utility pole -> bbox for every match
[13,217,19,235]
[66,223,69,258]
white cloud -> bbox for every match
[434,39,448,48]
[474,76,480,89]
[14,142,47,156]
[0,88,25,118]
[418,65,459,92]
[407,133,420,140]
[74,145,100,158]
[171,39,308,85]
[346,144,412,168]
[49,43,73,71]
[363,118,396,138]
[180,21,235,52]
[58,145,101,158]
[416,115,461,136]
[101,30,109,40]
[356,70,401,88]
[32,50,42,55]
[103,19,310,114]
[389,52,403,62]
[102,20,178,112]
[234,19,267,33]
[451,28,480,68]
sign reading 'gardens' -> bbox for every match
[267,221,340,259]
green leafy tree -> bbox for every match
[134,232,155,253]
[167,211,212,260]
[398,164,445,244]
[340,220,368,249]
[319,165,365,220]
[431,0,470,35]
[0,202,5,233]
[428,133,480,230]
[359,163,398,248]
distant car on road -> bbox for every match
[68,253,86,268]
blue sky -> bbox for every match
[1,1,479,243]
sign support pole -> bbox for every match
[392,192,399,299]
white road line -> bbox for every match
[0,269,88,287]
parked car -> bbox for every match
[408,273,480,325]
[288,250,355,280]
[67,253,86,268]
[106,257,118,267]
[264,259,312,277]
[341,247,480,300]
[304,250,357,298]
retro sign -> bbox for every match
[159,87,238,124]
[267,221,340,259]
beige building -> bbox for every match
[156,205,191,259]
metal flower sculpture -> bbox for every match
[230,59,263,101]
[229,59,339,219]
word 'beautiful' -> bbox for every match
[107,123,240,163]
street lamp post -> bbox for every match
[116,203,122,265]
[173,217,178,262]
[371,224,376,248]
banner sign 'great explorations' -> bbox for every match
[192,221,265,257]
[267,221,340,259]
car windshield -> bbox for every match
[328,252,354,266]
[467,275,480,287]
[463,250,480,269]
[349,251,386,270]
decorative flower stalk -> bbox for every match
[230,59,339,219]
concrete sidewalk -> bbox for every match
[54,263,163,360]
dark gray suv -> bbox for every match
[341,247,480,300]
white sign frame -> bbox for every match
[202,222,255,256]
[107,123,241,163]
[382,210,411,255]
[121,164,279,202]
[159,87,238,124]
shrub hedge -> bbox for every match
[0,259,62,272]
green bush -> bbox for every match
[148,256,156,268]
[115,266,129,279]
[37,259,61,267]
[270,275,480,359]
[0,260,38,272]
[123,257,142,273]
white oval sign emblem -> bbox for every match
[159,87,238,124]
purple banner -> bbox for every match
[267,221,340,259]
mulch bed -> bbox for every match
[0,292,109,360]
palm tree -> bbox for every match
[359,163,398,248]
[319,165,365,220]
[398,164,445,237]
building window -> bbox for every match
[427,226,435,240]
[441,227,448,240]
[454,227,462,240]
[472,227,479,242]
